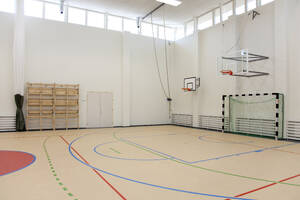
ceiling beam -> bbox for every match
[142,3,165,20]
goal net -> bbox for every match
[222,94,284,139]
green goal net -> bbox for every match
[223,94,284,139]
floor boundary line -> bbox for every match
[67,133,254,200]
[43,136,78,199]
[60,136,127,200]
[225,174,300,200]
[114,132,300,187]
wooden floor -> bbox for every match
[1,125,300,200]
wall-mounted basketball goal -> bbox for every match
[182,77,200,92]
[218,49,269,77]
[222,93,284,140]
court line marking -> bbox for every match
[66,134,254,200]
[94,141,167,161]
[196,134,300,155]
[60,136,127,200]
[225,174,300,200]
[197,135,255,145]
[43,137,78,200]
[118,135,295,164]
[94,134,296,164]
[114,133,300,187]
[119,133,296,165]
[110,147,122,154]
[0,150,36,177]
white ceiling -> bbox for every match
[63,0,222,25]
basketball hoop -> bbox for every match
[220,70,233,76]
[182,88,192,92]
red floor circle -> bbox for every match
[0,150,36,176]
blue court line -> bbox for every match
[0,150,36,177]
[121,137,297,165]
[67,134,254,200]
[94,141,166,161]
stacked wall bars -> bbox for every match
[26,83,79,130]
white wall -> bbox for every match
[24,17,123,127]
[0,13,15,116]
[172,0,300,130]
[171,35,197,115]
[0,13,171,127]
[126,34,172,125]
[286,0,300,121]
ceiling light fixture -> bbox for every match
[156,0,182,7]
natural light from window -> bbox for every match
[24,0,43,18]
[45,3,65,22]
[159,27,175,41]
[123,19,138,34]
[247,0,257,11]
[186,21,194,36]
[236,0,245,15]
[198,12,213,30]
[107,15,122,32]
[142,22,157,38]
[175,26,184,40]
[0,0,15,13]
[165,27,175,41]
[261,0,275,5]
[87,11,104,28]
[214,8,221,24]
[222,2,233,21]
[68,7,85,25]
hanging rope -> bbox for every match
[150,12,172,118]
[162,6,171,99]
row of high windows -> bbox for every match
[0,0,275,41]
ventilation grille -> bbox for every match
[234,118,276,137]
[27,118,78,130]
[0,116,16,132]
[172,114,193,127]
[287,121,300,141]
[195,115,223,131]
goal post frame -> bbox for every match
[222,93,284,140]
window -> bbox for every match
[24,0,43,18]
[186,20,194,36]
[142,22,157,37]
[222,1,233,21]
[247,0,257,11]
[198,12,213,30]
[68,7,85,25]
[45,3,65,22]
[107,15,122,32]
[0,0,15,13]
[123,18,138,34]
[175,26,184,40]
[87,11,104,28]
[235,0,245,15]
[158,26,166,39]
[159,27,175,41]
[261,0,274,5]
[165,27,175,41]
[214,8,221,25]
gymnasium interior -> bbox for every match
[0,0,300,199]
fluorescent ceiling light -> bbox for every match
[156,0,182,7]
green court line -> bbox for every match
[110,147,122,154]
[113,132,300,187]
[43,137,79,199]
